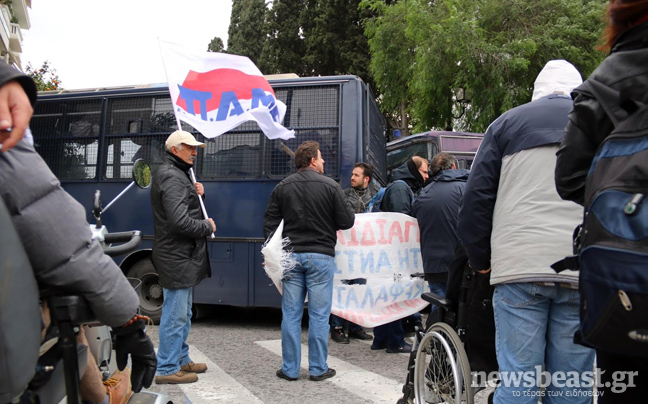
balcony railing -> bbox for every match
[9,23,22,52]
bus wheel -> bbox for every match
[126,258,163,324]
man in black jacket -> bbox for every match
[413,153,469,306]
[151,130,216,384]
[264,141,355,382]
[371,156,428,353]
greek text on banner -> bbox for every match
[332,212,428,328]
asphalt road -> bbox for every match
[137,306,494,404]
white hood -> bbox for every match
[531,59,582,101]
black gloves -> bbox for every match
[112,317,157,392]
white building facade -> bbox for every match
[0,0,30,70]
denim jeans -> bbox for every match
[493,283,595,404]
[331,314,363,332]
[156,287,194,376]
[281,252,335,378]
[373,320,405,349]
[428,281,447,313]
[331,278,366,332]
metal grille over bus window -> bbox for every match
[366,85,387,186]
[266,85,340,179]
[198,127,263,179]
[30,99,101,181]
[104,96,177,180]
[104,135,166,180]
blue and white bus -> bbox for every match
[30,75,387,321]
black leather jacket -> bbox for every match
[264,167,355,257]
[556,22,648,206]
[151,152,213,288]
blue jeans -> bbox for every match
[428,281,447,313]
[493,283,595,404]
[331,314,363,332]
[373,320,405,349]
[281,252,335,378]
[156,287,194,376]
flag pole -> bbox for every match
[177,118,215,238]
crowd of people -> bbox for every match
[264,3,648,404]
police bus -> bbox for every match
[30,75,387,322]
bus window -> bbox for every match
[31,99,102,180]
[107,96,173,135]
[200,128,263,179]
[267,85,340,178]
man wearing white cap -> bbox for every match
[151,130,216,384]
[458,60,595,402]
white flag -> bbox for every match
[159,39,295,140]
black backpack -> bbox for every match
[575,78,648,357]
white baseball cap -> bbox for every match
[165,130,206,149]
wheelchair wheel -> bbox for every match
[413,322,473,404]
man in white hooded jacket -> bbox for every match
[458,60,595,403]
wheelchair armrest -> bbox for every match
[48,295,97,325]
[422,292,453,310]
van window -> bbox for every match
[387,141,437,170]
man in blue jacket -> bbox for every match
[413,153,468,304]
[458,60,595,403]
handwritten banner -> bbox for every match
[332,212,428,327]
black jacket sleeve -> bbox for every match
[555,89,612,206]
[263,186,283,239]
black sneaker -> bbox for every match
[348,329,373,340]
[276,369,298,381]
[309,368,336,381]
[386,343,412,354]
[370,341,387,350]
[331,328,350,344]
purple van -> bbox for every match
[386,131,484,180]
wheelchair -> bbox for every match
[398,250,497,404]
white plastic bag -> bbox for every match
[261,219,296,295]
